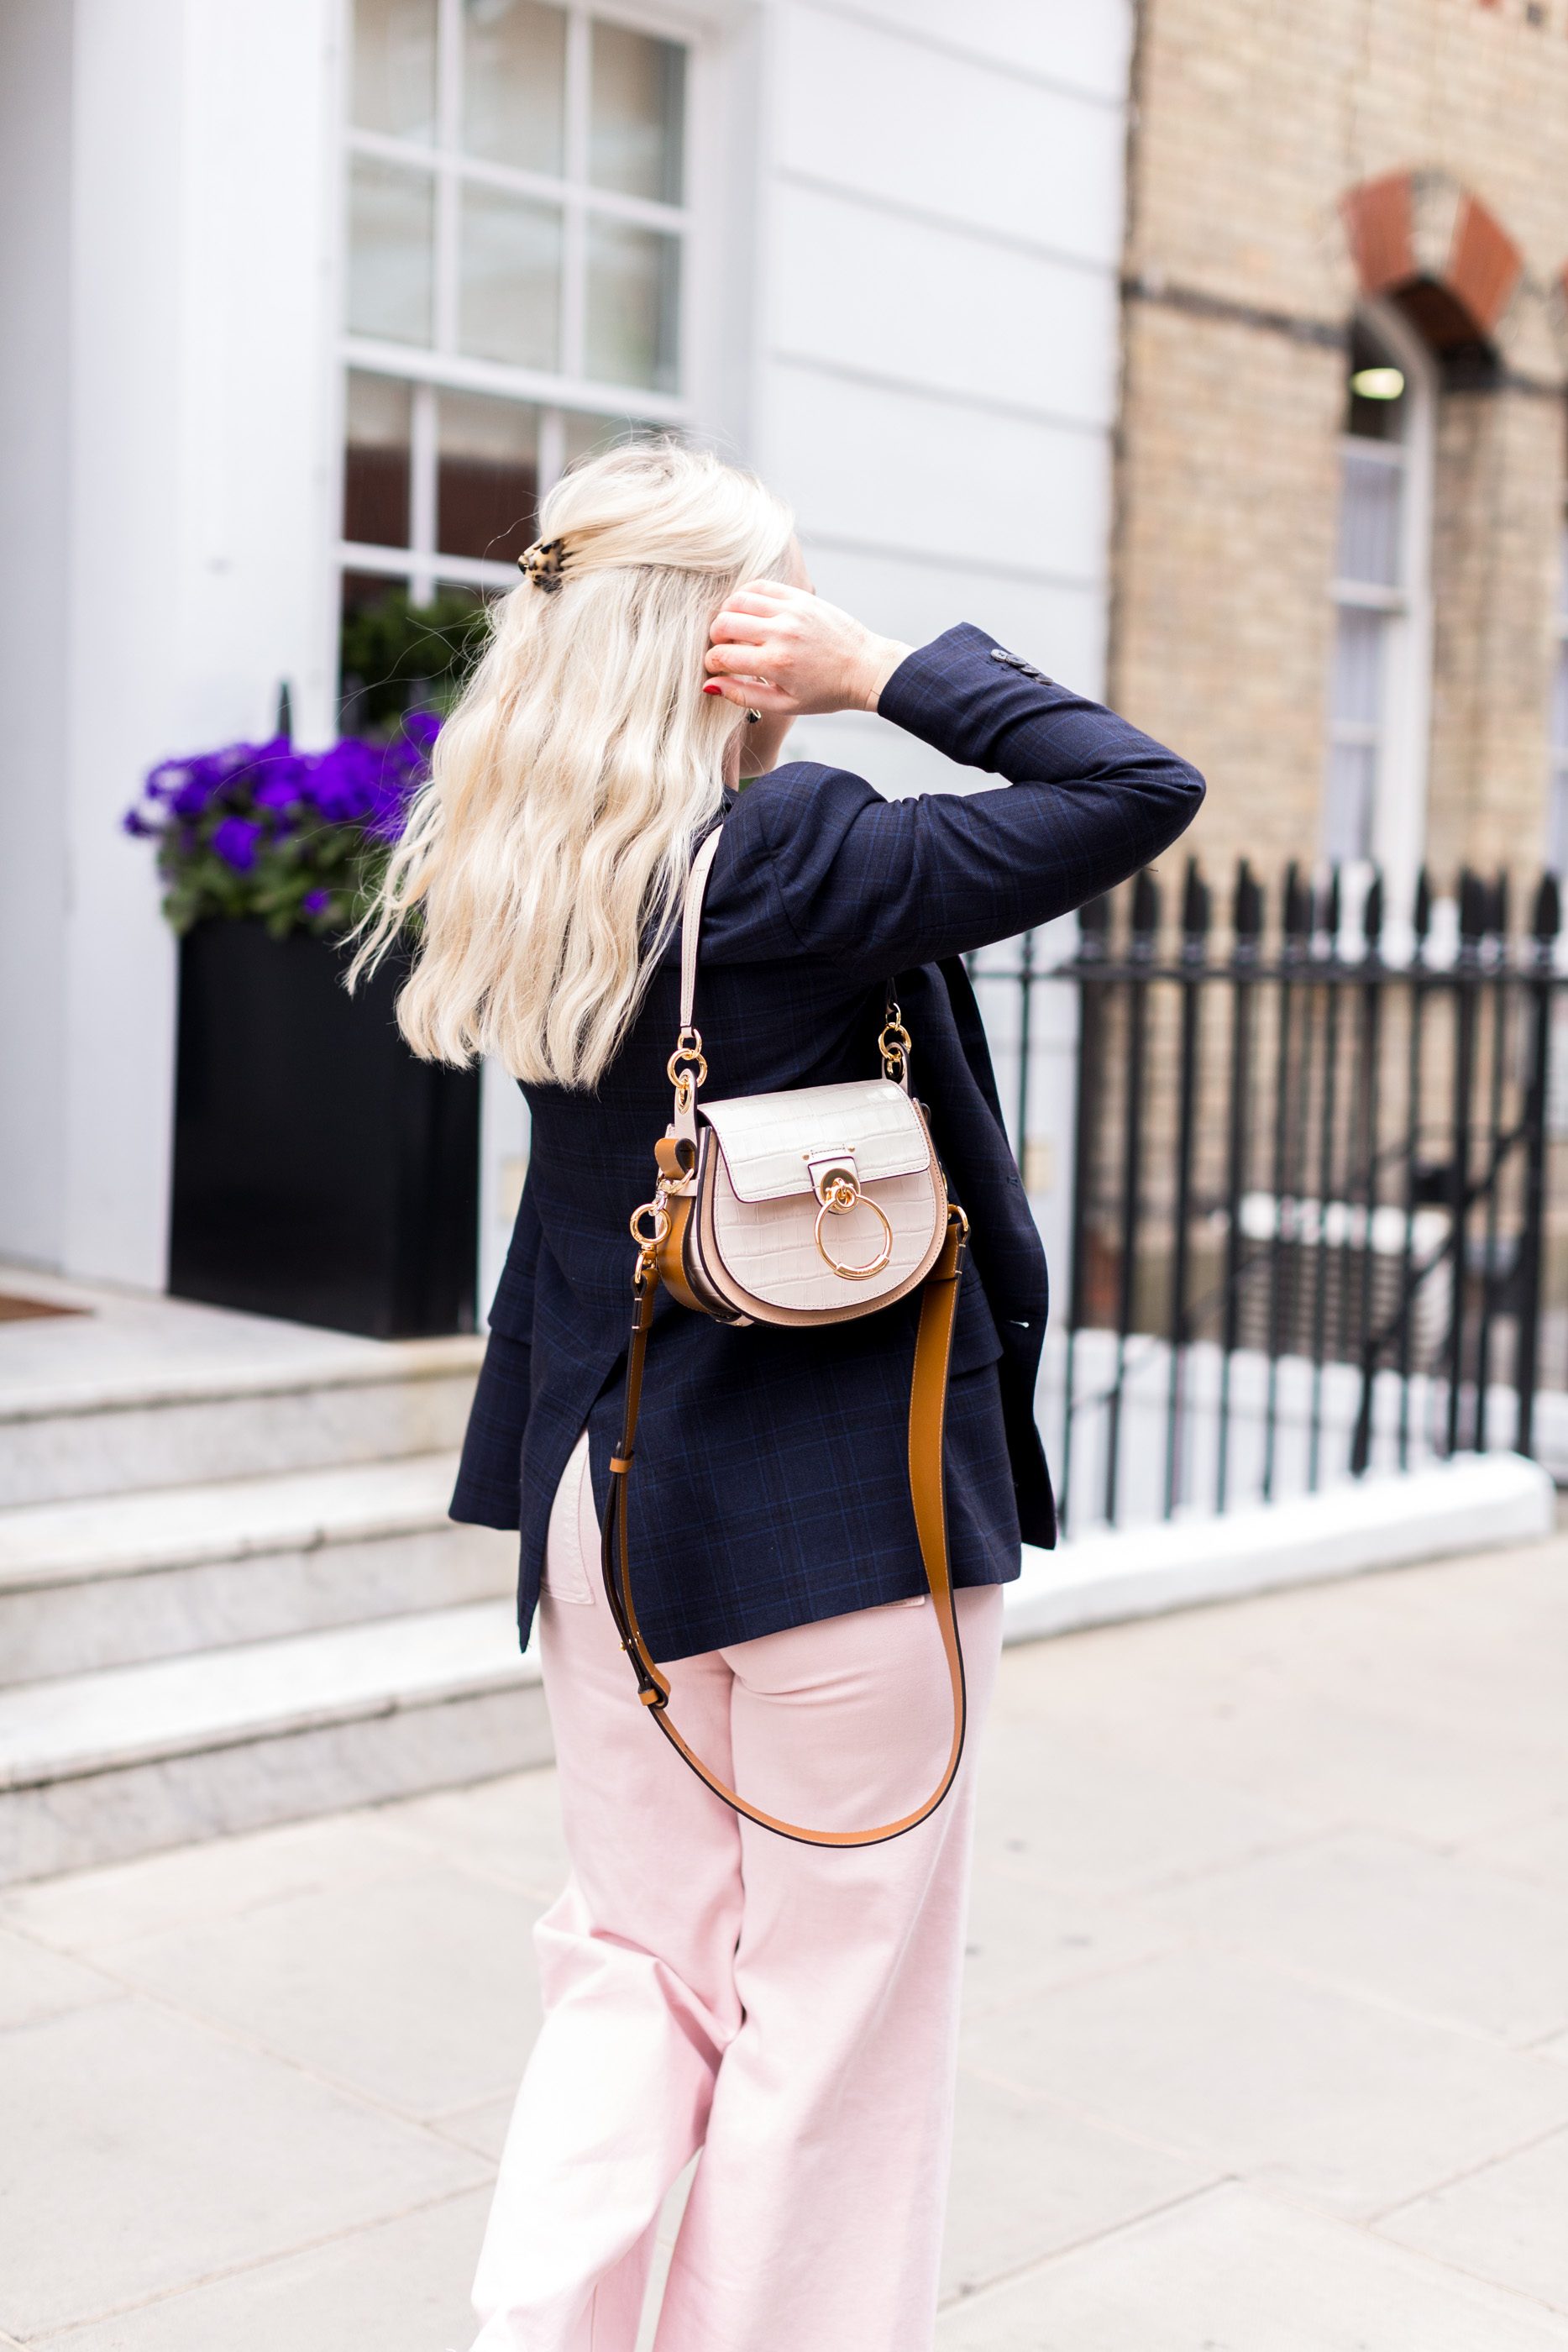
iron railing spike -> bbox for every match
[1077,892,1110,959]
[1131,865,1161,941]
[1459,866,1486,945]
[1532,869,1560,948]
[1413,866,1433,947]
[1283,860,1310,946]
[1324,863,1342,937]
[1182,857,1207,940]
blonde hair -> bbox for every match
[350,438,794,1089]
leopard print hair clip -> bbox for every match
[518,536,570,593]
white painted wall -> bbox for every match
[755,0,1130,794]
[0,0,341,1288]
[0,0,75,1271]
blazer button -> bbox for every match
[990,646,1050,681]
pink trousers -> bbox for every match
[468,1430,1006,2352]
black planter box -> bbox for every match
[170,920,480,1339]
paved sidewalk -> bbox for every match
[2,1536,1566,2349]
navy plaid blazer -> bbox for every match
[451,623,1204,1659]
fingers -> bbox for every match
[729,578,805,606]
[707,611,771,646]
[708,599,806,684]
[702,676,794,711]
[709,580,811,639]
[702,577,826,711]
[704,640,783,677]
[708,613,774,649]
[708,599,801,644]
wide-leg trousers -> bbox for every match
[467,1429,1006,2352]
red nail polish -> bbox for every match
[702,682,721,695]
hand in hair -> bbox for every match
[705,581,912,718]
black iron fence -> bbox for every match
[968,863,1568,1535]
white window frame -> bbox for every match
[1326,299,1435,922]
[336,0,706,605]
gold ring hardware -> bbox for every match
[878,1014,913,1078]
[667,1025,708,1090]
[813,1180,894,1281]
[629,1196,670,1250]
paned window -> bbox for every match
[1549,521,1568,872]
[1323,316,1434,879]
[339,0,692,708]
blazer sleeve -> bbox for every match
[751,622,1204,977]
[448,1327,530,1530]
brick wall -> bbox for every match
[1114,0,1568,895]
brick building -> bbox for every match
[1112,0,1568,930]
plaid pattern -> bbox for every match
[451,623,1204,1661]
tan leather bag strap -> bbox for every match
[598,1208,970,1847]
[679,825,723,1036]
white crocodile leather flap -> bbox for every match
[701,1078,931,1204]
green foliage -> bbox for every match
[156,824,380,942]
[339,587,491,737]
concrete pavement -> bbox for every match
[2,1532,1565,2348]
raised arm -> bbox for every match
[704,585,1204,976]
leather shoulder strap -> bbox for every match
[599,1208,970,1849]
[679,825,724,1036]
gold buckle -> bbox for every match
[805,1148,858,1205]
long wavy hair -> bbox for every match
[349,438,794,1089]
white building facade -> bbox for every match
[0,0,1131,1310]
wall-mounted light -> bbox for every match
[1350,365,1406,400]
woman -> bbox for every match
[355,439,1203,2352]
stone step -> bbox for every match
[0,1334,487,1508]
[0,1453,516,1684]
[0,1599,547,1887]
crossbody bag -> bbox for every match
[600,825,973,1849]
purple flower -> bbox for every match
[212,741,264,777]
[170,776,217,820]
[212,816,261,871]
[129,721,439,932]
[311,740,378,826]
[253,765,309,811]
